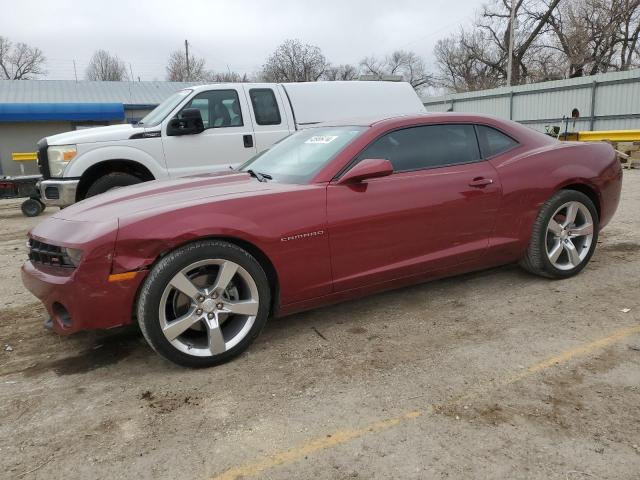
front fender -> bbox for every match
[109,186,333,306]
[64,143,168,179]
[111,207,274,274]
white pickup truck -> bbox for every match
[36,81,426,207]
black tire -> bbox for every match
[137,240,271,368]
[520,189,599,279]
[86,172,142,198]
[21,198,44,217]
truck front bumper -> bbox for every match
[39,179,79,207]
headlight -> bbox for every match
[62,247,83,267]
[48,145,77,177]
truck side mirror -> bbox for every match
[167,108,205,136]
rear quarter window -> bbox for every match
[476,125,519,158]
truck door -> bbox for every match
[243,84,292,153]
[161,87,257,177]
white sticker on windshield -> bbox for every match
[305,135,338,144]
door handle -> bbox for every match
[243,134,254,148]
[468,177,493,188]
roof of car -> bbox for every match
[310,112,504,128]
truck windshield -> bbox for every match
[239,126,366,183]
[138,89,192,127]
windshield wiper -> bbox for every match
[246,169,272,182]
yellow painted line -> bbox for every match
[11,152,37,161]
[507,324,640,383]
[214,411,422,480]
[210,325,640,480]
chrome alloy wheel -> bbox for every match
[159,259,260,357]
[545,201,594,271]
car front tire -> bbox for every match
[137,240,271,368]
[520,189,599,279]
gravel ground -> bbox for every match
[1,171,639,480]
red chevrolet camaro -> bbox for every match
[22,114,622,367]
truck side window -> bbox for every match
[182,90,243,129]
[249,89,281,126]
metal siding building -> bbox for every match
[0,80,202,176]
[423,69,640,133]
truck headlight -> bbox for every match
[48,145,77,177]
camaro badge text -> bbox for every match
[280,230,325,242]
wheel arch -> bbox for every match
[144,235,281,317]
[558,182,601,221]
[76,159,155,201]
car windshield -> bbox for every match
[239,126,366,183]
[138,89,192,127]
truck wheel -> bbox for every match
[21,199,44,217]
[86,172,142,198]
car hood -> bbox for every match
[46,124,154,145]
[53,171,290,223]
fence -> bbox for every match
[422,69,640,133]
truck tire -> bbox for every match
[86,172,142,198]
[21,198,44,217]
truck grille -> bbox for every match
[36,138,50,179]
[28,239,75,268]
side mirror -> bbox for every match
[337,158,393,184]
[167,108,205,136]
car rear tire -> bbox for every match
[86,172,142,198]
[520,190,598,279]
[137,240,271,368]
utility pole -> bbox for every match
[506,0,516,86]
[185,39,190,80]
[129,63,134,82]
[73,60,78,82]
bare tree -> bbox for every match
[478,0,562,85]
[85,50,128,81]
[206,71,250,82]
[261,39,328,82]
[618,0,640,69]
[435,34,503,92]
[0,36,46,79]
[322,64,360,81]
[434,0,564,91]
[548,0,640,77]
[166,49,207,82]
[359,50,433,91]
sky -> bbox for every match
[0,0,483,81]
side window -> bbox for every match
[356,124,480,172]
[249,89,281,125]
[476,125,518,158]
[181,89,243,129]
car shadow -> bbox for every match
[15,263,533,376]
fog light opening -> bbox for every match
[52,302,72,328]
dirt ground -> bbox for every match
[1,172,639,480]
